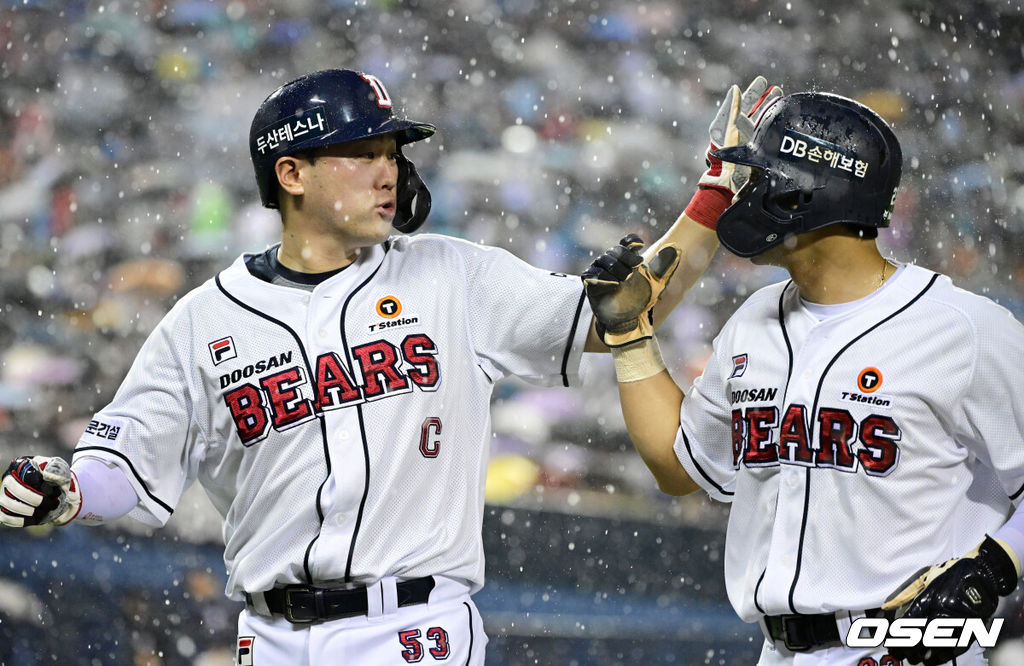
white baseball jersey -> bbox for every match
[675,263,1024,623]
[71,233,591,599]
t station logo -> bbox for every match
[858,367,882,392]
[369,295,419,332]
[840,366,895,409]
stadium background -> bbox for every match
[0,0,1022,664]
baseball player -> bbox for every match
[584,89,1024,665]
[0,69,723,664]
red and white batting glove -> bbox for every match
[684,76,783,230]
[0,456,82,527]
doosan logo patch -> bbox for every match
[729,354,748,379]
[209,337,237,366]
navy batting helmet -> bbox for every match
[712,92,902,257]
[249,69,436,233]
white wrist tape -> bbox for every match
[610,337,666,383]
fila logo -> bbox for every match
[237,635,255,665]
[376,296,402,319]
[729,354,748,379]
[858,367,882,393]
[209,337,237,366]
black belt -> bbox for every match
[764,608,893,652]
[246,576,435,624]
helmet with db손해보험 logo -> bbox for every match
[712,92,902,257]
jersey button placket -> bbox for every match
[765,340,814,612]
[761,468,807,611]
[307,294,336,350]
[311,287,367,579]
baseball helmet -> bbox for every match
[249,69,436,233]
[712,92,902,257]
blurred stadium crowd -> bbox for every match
[1,0,1023,664]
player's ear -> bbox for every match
[275,155,306,199]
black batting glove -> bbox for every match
[582,234,646,343]
[882,535,1019,665]
[582,234,645,284]
[582,234,679,348]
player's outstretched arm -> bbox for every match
[585,77,783,352]
[1,456,138,527]
[582,236,699,496]
[649,76,782,323]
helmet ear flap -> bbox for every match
[768,187,814,217]
[393,153,432,234]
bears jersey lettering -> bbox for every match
[729,403,901,475]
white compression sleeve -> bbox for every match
[71,458,139,524]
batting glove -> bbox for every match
[684,76,782,230]
[881,535,1020,666]
[582,234,680,349]
[0,456,82,527]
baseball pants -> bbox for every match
[236,576,487,665]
